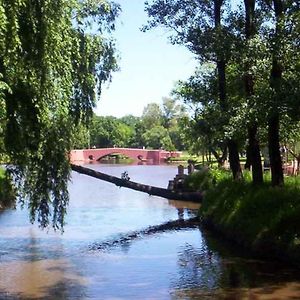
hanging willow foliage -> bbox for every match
[0,0,120,230]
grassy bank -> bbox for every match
[195,169,300,265]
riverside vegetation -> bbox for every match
[144,0,300,266]
[186,167,300,265]
[0,0,299,241]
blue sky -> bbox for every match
[94,0,197,118]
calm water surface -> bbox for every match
[0,164,299,299]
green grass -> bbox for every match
[197,169,300,263]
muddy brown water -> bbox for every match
[0,164,299,299]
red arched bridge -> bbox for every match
[70,148,182,164]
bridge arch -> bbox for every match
[91,148,148,161]
[95,151,132,161]
[70,148,182,164]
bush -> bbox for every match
[183,167,212,192]
[183,167,231,192]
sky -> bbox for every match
[94,0,197,118]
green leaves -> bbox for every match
[89,115,134,148]
[147,0,300,183]
[0,0,119,230]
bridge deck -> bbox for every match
[70,148,182,163]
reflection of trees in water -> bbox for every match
[89,217,200,252]
[0,230,87,300]
[0,272,87,300]
[173,242,222,292]
[166,199,200,220]
[202,230,295,289]
[41,279,88,300]
[88,215,300,299]
[171,227,300,300]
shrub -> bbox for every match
[183,167,231,192]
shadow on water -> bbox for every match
[89,217,200,252]
[89,216,300,300]
[171,226,300,299]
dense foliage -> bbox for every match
[0,0,298,231]
[84,97,187,151]
[0,0,120,229]
[145,0,300,186]
[143,0,300,263]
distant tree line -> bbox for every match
[73,97,188,151]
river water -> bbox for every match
[0,164,299,299]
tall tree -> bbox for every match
[174,66,230,166]
[214,0,243,180]
[145,0,243,179]
[267,0,284,186]
[243,0,263,184]
[89,115,134,148]
[0,0,120,229]
[141,102,163,129]
[161,97,185,128]
[142,125,175,150]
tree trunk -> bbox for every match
[248,124,263,184]
[210,145,227,167]
[214,0,242,180]
[268,54,284,186]
[268,0,284,186]
[216,58,241,179]
[244,0,255,37]
[71,164,203,202]
[228,140,243,180]
[244,0,263,185]
[268,114,283,185]
[217,56,241,178]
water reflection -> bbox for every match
[175,243,221,291]
[89,217,199,252]
[0,164,299,299]
[0,259,88,299]
[170,228,300,300]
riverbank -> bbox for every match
[197,170,300,266]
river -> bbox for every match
[0,164,299,299]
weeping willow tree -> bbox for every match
[0,0,120,230]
